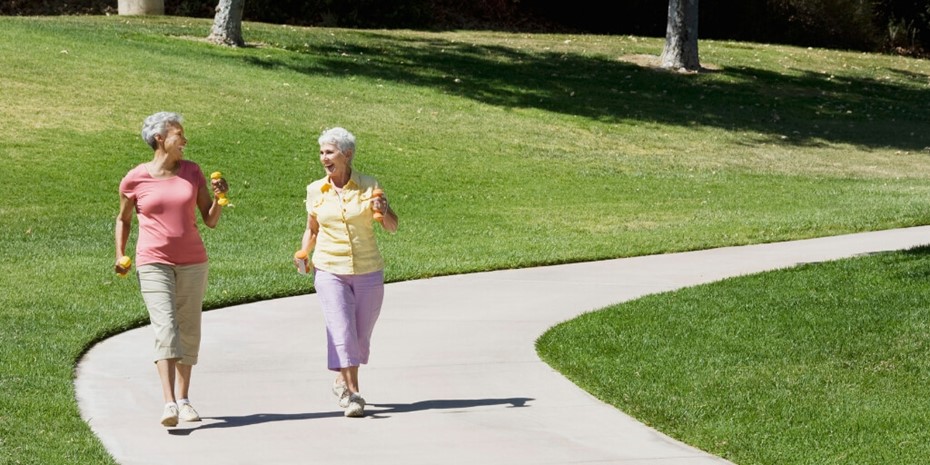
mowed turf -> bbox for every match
[1,15,929,464]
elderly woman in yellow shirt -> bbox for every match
[297,127,398,418]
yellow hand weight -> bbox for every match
[117,255,132,277]
[210,171,230,206]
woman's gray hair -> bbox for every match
[318,127,356,155]
[141,112,183,150]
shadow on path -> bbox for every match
[366,397,534,419]
[168,411,342,435]
[166,397,533,434]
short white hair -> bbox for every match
[318,127,356,154]
[141,112,183,149]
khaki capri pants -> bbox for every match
[137,262,209,365]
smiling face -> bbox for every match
[319,142,352,182]
[160,122,187,160]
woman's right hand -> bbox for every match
[294,250,310,274]
[114,256,132,276]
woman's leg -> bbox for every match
[341,270,384,397]
[174,262,209,368]
[155,358,178,404]
[138,264,182,403]
[316,269,383,418]
[340,366,360,394]
[352,270,385,368]
[176,363,193,400]
[172,263,208,421]
[315,270,358,372]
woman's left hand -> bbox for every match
[371,195,388,214]
[211,176,229,197]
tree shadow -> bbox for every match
[902,244,930,256]
[232,31,930,151]
[166,397,532,434]
[890,244,930,280]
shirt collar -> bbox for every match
[320,170,358,192]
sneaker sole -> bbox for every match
[345,394,366,417]
[161,416,179,427]
[344,405,364,417]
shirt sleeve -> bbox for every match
[119,169,137,201]
[306,184,317,215]
[188,161,207,189]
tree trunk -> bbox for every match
[660,0,700,71]
[118,0,164,15]
[207,0,245,47]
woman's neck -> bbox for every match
[147,151,180,178]
[330,168,351,188]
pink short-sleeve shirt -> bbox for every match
[120,160,208,266]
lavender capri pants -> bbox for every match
[137,262,209,365]
[314,268,384,371]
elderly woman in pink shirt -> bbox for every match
[297,127,398,418]
[114,112,228,427]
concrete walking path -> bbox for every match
[75,226,930,465]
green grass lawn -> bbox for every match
[1,15,929,464]
[539,247,930,465]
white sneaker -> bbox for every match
[160,404,179,427]
[179,403,201,422]
[333,380,350,408]
[344,393,366,418]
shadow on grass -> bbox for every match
[901,244,930,256]
[234,32,930,151]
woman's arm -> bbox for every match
[198,176,226,228]
[373,194,398,233]
[379,203,398,233]
[295,214,319,270]
[114,193,134,272]
[301,214,319,255]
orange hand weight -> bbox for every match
[371,188,384,223]
[294,250,309,274]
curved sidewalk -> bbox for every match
[76,226,930,465]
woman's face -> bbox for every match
[162,123,187,159]
[319,142,351,179]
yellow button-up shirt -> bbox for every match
[306,171,385,275]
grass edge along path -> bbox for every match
[538,245,930,465]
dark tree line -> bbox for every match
[2,0,928,55]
